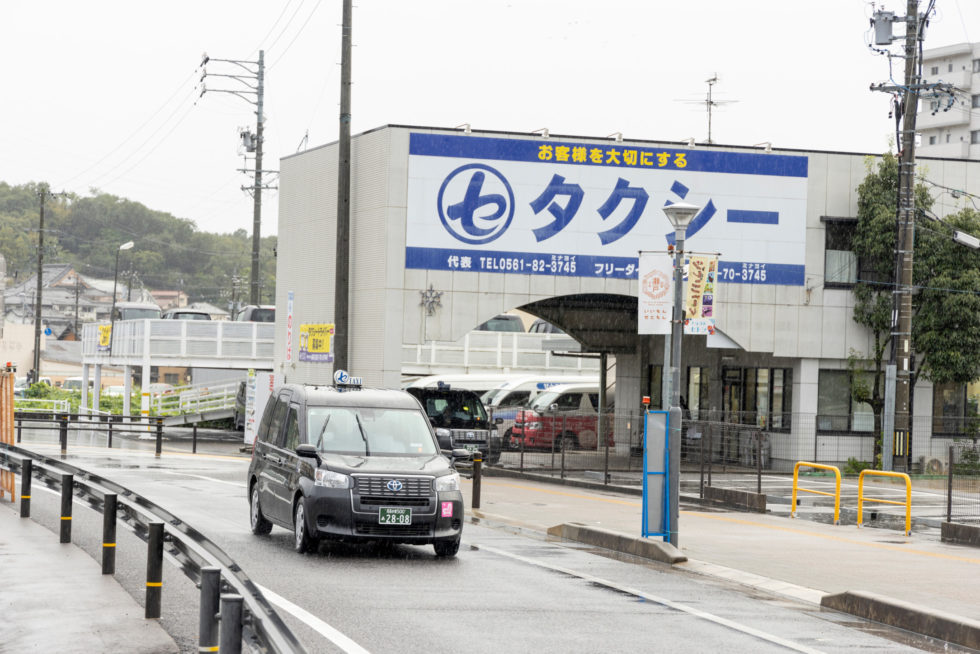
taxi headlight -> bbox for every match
[315,468,352,489]
[435,472,460,492]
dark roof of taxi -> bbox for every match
[280,384,422,409]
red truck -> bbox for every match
[511,383,614,451]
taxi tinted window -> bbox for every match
[283,405,301,451]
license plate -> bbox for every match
[378,507,412,525]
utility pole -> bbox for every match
[200,50,275,306]
[333,0,353,373]
[893,2,919,472]
[869,0,948,471]
[32,185,66,381]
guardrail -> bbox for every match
[0,443,306,653]
[857,469,912,536]
[791,461,841,525]
[148,380,238,416]
[14,398,70,413]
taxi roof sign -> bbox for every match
[333,369,363,388]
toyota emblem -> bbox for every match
[386,479,404,492]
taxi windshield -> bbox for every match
[306,406,436,456]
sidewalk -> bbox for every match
[0,502,178,653]
[461,471,980,647]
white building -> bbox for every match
[917,43,980,160]
[275,125,980,471]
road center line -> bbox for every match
[255,583,371,654]
[474,543,827,654]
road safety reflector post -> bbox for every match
[20,459,31,518]
[145,522,164,619]
[59,414,68,457]
[102,493,117,575]
[219,594,244,654]
[59,474,73,543]
[198,567,221,653]
[472,456,482,509]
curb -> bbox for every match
[546,522,687,564]
[821,590,980,651]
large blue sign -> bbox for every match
[406,133,809,285]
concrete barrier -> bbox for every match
[546,522,687,564]
[703,485,766,513]
[941,521,980,548]
[821,590,980,650]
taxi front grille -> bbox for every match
[354,475,432,497]
[451,429,489,442]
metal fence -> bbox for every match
[947,442,980,524]
[485,407,980,525]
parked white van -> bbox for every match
[404,374,527,395]
[481,375,601,447]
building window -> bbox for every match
[947,133,952,143]
[928,135,937,145]
[929,99,940,112]
[823,219,857,286]
[933,382,970,436]
[817,370,874,433]
[949,63,954,72]
[687,366,711,420]
[930,65,939,75]
[973,59,980,73]
[972,130,980,145]
[972,95,980,108]
[722,367,792,430]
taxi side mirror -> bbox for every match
[296,443,321,465]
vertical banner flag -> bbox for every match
[285,291,294,363]
[638,252,674,334]
[684,255,718,335]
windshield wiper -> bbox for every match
[354,412,370,455]
[314,415,331,450]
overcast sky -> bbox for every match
[3,1,977,238]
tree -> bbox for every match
[912,207,980,387]
[851,153,932,466]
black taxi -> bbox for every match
[247,374,466,556]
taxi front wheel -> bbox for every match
[250,486,272,536]
[293,497,318,553]
[433,537,460,558]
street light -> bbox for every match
[108,241,135,355]
[661,201,700,548]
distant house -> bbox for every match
[151,289,188,311]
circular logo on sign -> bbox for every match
[333,369,350,385]
[642,269,671,300]
[437,163,515,245]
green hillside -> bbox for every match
[0,181,276,305]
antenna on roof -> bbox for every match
[675,73,738,145]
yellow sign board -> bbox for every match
[98,325,112,351]
[299,323,335,363]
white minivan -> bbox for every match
[480,375,599,448]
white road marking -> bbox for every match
[157,470,247,488]
[255,583,372,654]
[474,543,827,654]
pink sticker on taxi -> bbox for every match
[441,501,453,518]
